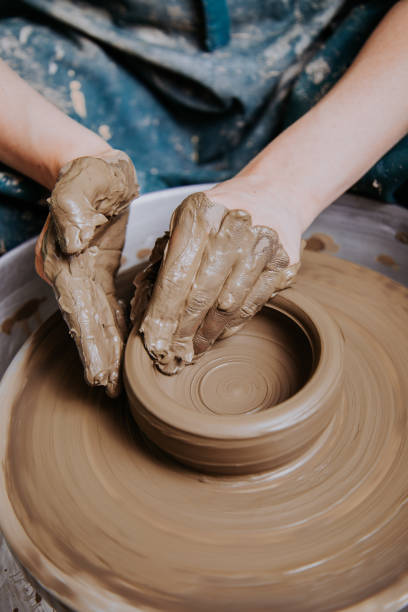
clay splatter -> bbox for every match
[305,233,339,253]
[305,57,330,85]
[372,178,382,194]
[395,231,408,244]
[98,124,112,140]
[137,248,152,260]
[1,297,46,335]
[376,254,399,269]
[69,80,87,118]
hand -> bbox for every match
[35,150,139,396]
[131,182,302,375]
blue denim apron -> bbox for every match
[0,0,401,251]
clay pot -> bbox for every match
[124,288,344,474]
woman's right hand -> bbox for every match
[36,150,139,397]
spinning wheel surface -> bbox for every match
[1,252,408,612]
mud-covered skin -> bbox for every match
[37,151,139,396]
[49,150,138,254]
[133,192,300,375]
[131,232,169,330]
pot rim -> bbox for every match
[124,286,344,441]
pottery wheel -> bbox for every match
[1,251,408,612]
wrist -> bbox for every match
[203,173,304,264]
[214,168,315,235]
[234,133,330,234]
[49,131,113,189]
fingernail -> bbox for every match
[109,372,118,386]
[94,371,107,385]
[217,293,235,311]
[156,356,183,375]
[148,339,168,362]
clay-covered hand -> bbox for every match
[35,150,139,396]
[131,191,300,375]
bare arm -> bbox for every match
[0,59,111,189]
[0,60,139,396]
[207,0,408,260]
[138,0,408,373]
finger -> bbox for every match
[91,211,129,291]
[159,209,252,373]
[140,192,225,364]
[87,155,138,218]
[193,238,291,354]
[102,296,126,398]
[50,156,136,255]
[217,226,279,311]
[130,233,169,327]
[93,209,129,252]
[220,259,300,340]
[97,275,127,396]
[194,270,275,355]
[93,212,130,395]
[54,270,109,385]
[35,214,52,284]
[50,186,108,254]
[54,265,123,395]
[192,305,230,357]
[43,221,125,396]
[65,213,108,254]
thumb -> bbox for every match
[35,214,52,285]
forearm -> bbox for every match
[238,0,408,231]
[0,59,111,190]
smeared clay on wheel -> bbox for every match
[132,192,300,375]
[1,253,408,612]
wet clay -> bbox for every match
[125,289,343,474]
[136,248,152,260]
[395,230,408,244]
[305,232,339,253]
[138,307,314,417]
[376,253,399,269]
[1,297,46,335]
[48,150,138,255]
[133,192,300,375]
[2,252,408,611]
[37,151,139,396]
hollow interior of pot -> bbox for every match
[151,305,317,418]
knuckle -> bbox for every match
[217,292,237,312]
[160,275,181,294]
[186,291,209,314]
[240,300,259,319]
[226,209,251,224]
